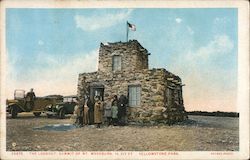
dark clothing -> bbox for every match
[112,118,118,126]
[26,91,36,100]
[26,101,34,111]
[87,98,94,124]
[79,104,83,113]
[77,116,83,127]
[119,95,128,105]
[118,95,128,117]
[87,98,94,110]
[88,110,94,125]
[106,117,112,126]
[118,95,128,125]
[26,91,36,111]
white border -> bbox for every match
[0,0,249,160]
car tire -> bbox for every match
[11,106,18,118]
[59,108,65,119]
[33,112,41,117]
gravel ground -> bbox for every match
[6,113,239,151]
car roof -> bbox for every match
[43,95,63,99]
[63,95,78,98]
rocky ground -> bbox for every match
[6,114,239,151]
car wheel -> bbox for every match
[59,108,65,119]
[11,106,18,118]
[33,112,41,117]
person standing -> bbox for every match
[78,99,84,127]
[25,88,36,111]
[111,95,118,126]
[74,101,82,127]
[73,103,79,125]
[87,97,94,125]
[104,96,112,126]
[94,96,104,128]
[118,94,128,126]
[83,97,89,125]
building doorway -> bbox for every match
[90,85,104,102]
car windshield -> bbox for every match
[14,90,25,99]
[63,97,77,103]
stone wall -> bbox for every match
[77,68,187,124]
[98,40,149,73]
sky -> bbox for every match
[6,8,238,112]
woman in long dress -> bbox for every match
[94,96,104,128]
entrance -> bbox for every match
[90,85,104,102]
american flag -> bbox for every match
[127,22,136,31]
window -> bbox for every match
[128,86,141,107]
[167,87,174,105]
[178,89,183,104]
[112,55,121,71]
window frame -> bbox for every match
[167,86,174,105]
[112,55,122,71]
[128,85,141,107]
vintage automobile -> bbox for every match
[6,89,63,118]
[45,95,78,119]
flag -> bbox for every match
[127,22,136,31]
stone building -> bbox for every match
[77,40,187,124]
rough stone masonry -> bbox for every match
[77,40,187,124]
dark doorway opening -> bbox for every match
[90,85,104,102]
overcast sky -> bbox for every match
[6,8,237,112]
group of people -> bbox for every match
[74,94,128,128]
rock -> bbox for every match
[150,121,156,125]
[140,111,151,117]
[117,145,123,150]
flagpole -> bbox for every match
[126,21,129,42]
